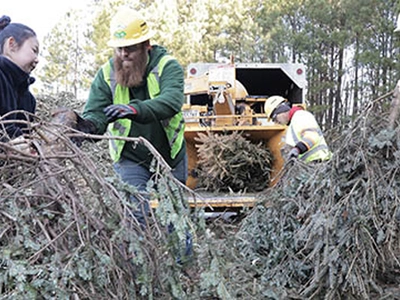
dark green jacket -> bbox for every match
[83,45,186,168]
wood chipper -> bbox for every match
[182,62,306,210]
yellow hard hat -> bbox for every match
[107,8,154,48]
[264,96,287,119]
[395,13,400,32]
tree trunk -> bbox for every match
[389,80,400,129]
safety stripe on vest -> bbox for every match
[169,117,185,147]
[109,64,117,99]
[152,64,161,84]
[108,119,128,161]
[147,55,184,152]
[290,125,327,161]
[300,144,329,161]
[290,126,323,144]
[298,127,323,138]
[113,121,126,135]
[302,137,315,149]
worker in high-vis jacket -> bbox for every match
[75,8,187,226]
[264,96,332,163]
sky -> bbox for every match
[2,1,93,95]
[2,0,92,42]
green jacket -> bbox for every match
[82,45,186,168]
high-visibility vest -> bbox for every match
[285,110,332,162]
[102,55,185,162]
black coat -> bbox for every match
[0,55,36,140]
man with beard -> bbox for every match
[76,8,187,227]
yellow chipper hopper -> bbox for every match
[158,62,307,211]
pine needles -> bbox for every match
[3,92,400,299]
[194,131,273,192]
[234,96,400,299]
[0,113,202,299]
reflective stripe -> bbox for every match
[152,64,160,83]
[110,66,117,99]
[102,60,132,161]
[168,117,185,148]
[302,138,314,149]
[300,144,329,161]
[110,138,118,155]
[147,55,185,159]
[288,114,331,162]
[107,122,126,158]
[113,121,126,135]
[291,126,323,144]
[147,55,173,98]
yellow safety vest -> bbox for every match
[102,55,185,162]
[285,110,332,162]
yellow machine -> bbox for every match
[179,63,306,210]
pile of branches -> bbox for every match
[231,96,400,299]
[0,93,260,300]
[35,91,85,119]
[0,109,202,299]
[6,90,400,299]
[194,131,273,192]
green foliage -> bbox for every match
[234,98,400,299]
[38,0,400,131]
[40,10,94,98]
[0,112,208,299]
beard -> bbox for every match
[114,44,148,88]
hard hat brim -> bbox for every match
[264,96,286,119]
[107,30,154,48]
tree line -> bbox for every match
[38,0,400,131]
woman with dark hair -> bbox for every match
[0,15,39,141]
